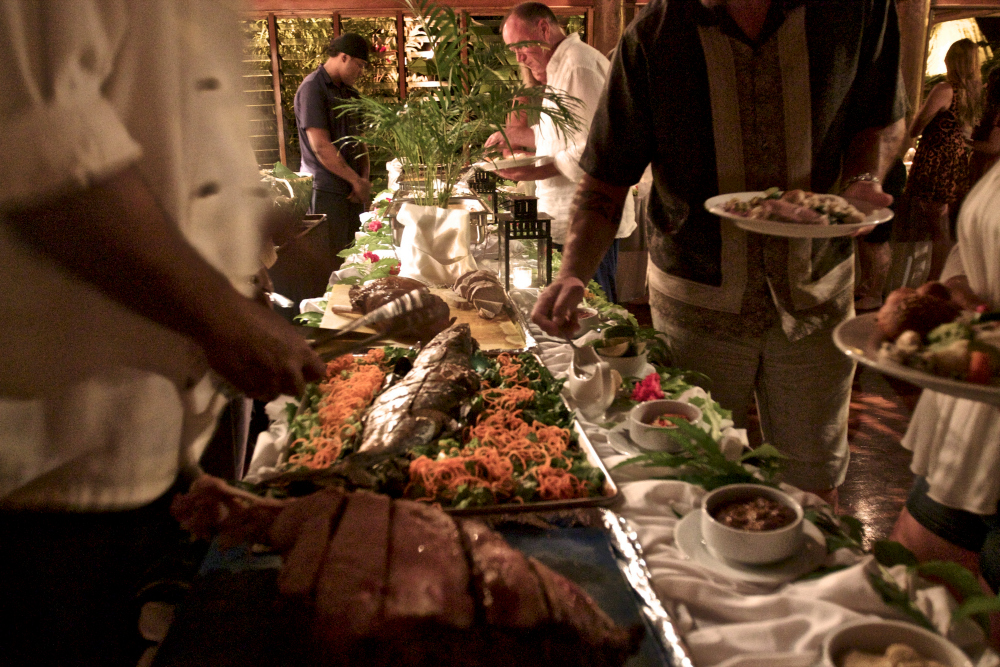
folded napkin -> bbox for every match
[396,202,477,286]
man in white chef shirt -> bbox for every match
[486,2,636,302]
[0,3,325,664]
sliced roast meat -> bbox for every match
[169,477,642,667]
[276,489,345,599]
[467,280,506,305]
[454,269,501,299]
[384,500,475,629]
[453,269,508,320]
[529,556,642,662]
[314,490,392,638]
[458,519,550,628]
[345,276,452,341]
[268,489,342,552]
[378,291,452,341]
[349,276,428,313]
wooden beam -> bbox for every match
[460,11,469,66]
[250,0,594,14]
[397,10,406,99]
[590,0,621,55]
[932,0,1000,8]
[897,0,933,130]
[267,13,287,165]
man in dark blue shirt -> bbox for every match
[294,33,372,268]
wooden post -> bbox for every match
[460,11,469,66]
[897,0,934,129]
[333,12,341,37]
[397,10,407,99]
[460,11,469,94]
[267,13,287,166]
[589,0,621,56]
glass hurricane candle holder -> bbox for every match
[498,195,552,290]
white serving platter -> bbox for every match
[704,191,893,238]
[833,312,1000,405]
[474,155,553,172]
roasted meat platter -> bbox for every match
[319,275,534,354]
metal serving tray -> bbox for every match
[445,418,620,517]
[151,508,687,667]
[258,348,616,515]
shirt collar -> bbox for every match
[546,32,580,75]
[317,64,353,93]
[687,0,806,47]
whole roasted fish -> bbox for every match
[357,323,479,454]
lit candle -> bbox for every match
[512,266,533,289]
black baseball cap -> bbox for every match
[328,33,370,62]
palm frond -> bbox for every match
[334,0,584,207]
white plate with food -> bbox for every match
[705,190,893,238]
[474,155,553,172]
[833,312,1000,405]
[674,511,827,585]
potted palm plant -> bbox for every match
[337,0,582,284]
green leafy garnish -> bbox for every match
[870,540,1000,635]
[614,417,784,490]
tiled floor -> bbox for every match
[625,303,921,549]
[840,368,921,548]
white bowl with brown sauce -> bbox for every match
[628,400,702,452]
[700,484,804,565]
[821,619,972,667]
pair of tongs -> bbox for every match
[297,289,429,360]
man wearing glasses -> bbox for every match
[488,3,635,302]
[294,33,373,271]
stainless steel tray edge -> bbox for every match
[601,509,693,667]
[262,347,616,514]
[445,415,620,517]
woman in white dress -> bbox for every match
[889,158,1000,591]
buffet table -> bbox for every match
[234,284,1000,667]
[160,182,999,667]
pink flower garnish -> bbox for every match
[389,263,400,275]
[366,220,383,232]
[363,251,380,263]
[631,372,664,402]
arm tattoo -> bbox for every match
[570,188,620,224]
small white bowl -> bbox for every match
[821,619,972,667]
[628,400,702,452]
[700,484,804,565]
[572,308,601,337]
[597,350,648,378]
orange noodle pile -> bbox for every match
[286,349,386,470]
[406,354,588,504]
